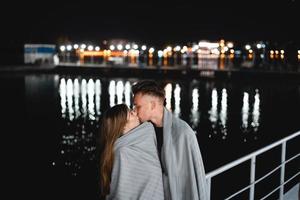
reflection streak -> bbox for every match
[165,83,172,110]
[74,79,80,118]
[220,89,228,138]
[191,88,199,128]
[87,79,95,120]
[209,88,218,126]
[59,78,66,117]
[109,80,116,107]
[95,79,101,115]
[174,84,181,117]
[116,81,124,104]
[242,92,249,129]
[124,81,131,107]
[252,89,260,130]
[81,79,87,117]
[67,78,74,120]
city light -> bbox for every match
[109,45,115,51]
[198,41,219,49]
[256,44,262,49]
[245,44,251,50]
[125,44,131,50]
[192,44,199,52]
[227,42,234,48]
[174,46,181,52]
[60,45,66,52]
[149,47,155,53]
[87,45,94,51]
[66,45,72,51]
[166,46,172,52]
[181,46,188,53]
[158,50,163,57]
[80,44,86,49]
[117,44,123,50]
[141,45,147,51]
[54,39,299,67]
[133,44,138,50]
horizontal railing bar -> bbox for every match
[255,153,300,184]
[225,184,252,200]
[226,170,300,200]
[223,152,300,199]
[206,131,300,179]
[259,171,300,200]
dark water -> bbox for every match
[1,73,299,199]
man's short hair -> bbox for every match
[132,80,165,101]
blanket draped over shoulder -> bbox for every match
[106,122,164,200]
[162,108,208,200]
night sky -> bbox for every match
[1,0,300,48]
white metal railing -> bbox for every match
[205,130,300,200]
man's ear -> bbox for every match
[150,100,156,110]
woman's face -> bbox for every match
[123,109,140,134]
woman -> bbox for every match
[99,104,164,200]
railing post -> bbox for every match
[249,156,256,200]
[279,141,286,200]
[207,177,211,200]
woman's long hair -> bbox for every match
[99,104,128,197]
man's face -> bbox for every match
[133,93,153,123]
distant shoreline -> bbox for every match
[1,64,300,82]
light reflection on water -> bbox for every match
[190,88,200,129]
[59,77,102,176]
[208,88,228,139]
[87,79,96,120]
[3,74,299,200]
[163,83,181,117]
[242,92,250,129]
[81,79,87,118]
[124,81,131,107]
[58,77,263,176]
[67,79,74,120]
[252,89,260,131]
[241,89,261,142]
[109,80,132,107]
[108,80,116,107]
[95,79,101,115]
[209,88,218,134]
[174,84,181,118]
[116,80,124,105]
[74,79,80,118]
[59,78,66,116]
[164,83,172,111]
[220,88,228,139]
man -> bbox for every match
[132,80,208,200]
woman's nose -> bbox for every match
[130,109,137,116]
[132,106,137,112]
